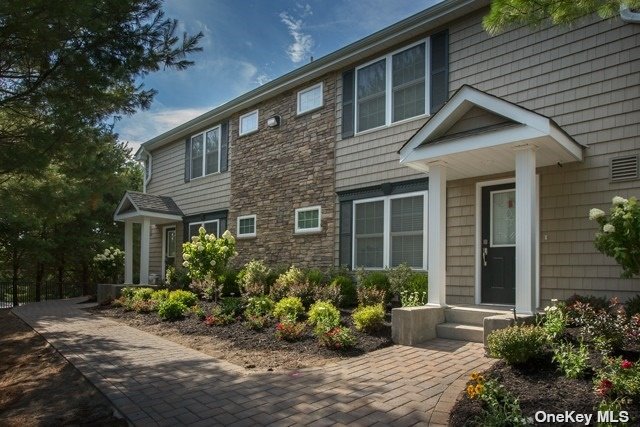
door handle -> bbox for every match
[482,247,488,267]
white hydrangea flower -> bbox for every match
[612,196,627,206]
[197,244,204,251]
[183,261,190,267]
[222,230,235,243]
[234,251,238,257]
[183,253,190,261]
[104,249,110,255]
[210,259,216,266]
[589,208,605,220]
[191,236,199,242]
[603,223,615,233]
[112,263,116,267]
[199,226,206,234]
[220,246,228,253]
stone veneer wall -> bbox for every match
[228,75,337,268]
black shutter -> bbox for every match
[341,69,355,139]
[184,137,191,182]
[339,200,353,268]
[430,29,449,113]
[220,121,229,172]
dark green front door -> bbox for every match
[481,184,516,305]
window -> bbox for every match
[190,126,220,179]
[239,110,259,135]
[295,206,321,233]
[188,220,219,239]
[237,215,256,238]
[355,40,427,133]
[297,83,323,114]
[353,192,427,269]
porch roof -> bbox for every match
[399,85,585,180]
[113,191,183,223]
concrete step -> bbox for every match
[444,305,513,326]
[436,323,484,343]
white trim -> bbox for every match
[188,220,220,238]
[354,38,429,135]
[114,210,183,222]
[489,188,516,248]
[190,125,222,180]
[239,110,259,136]
[161,226,176,280]
[294,206,322,234]
[296,82,324,115]
[351,191,428,270]
[474,177,540,307]
[237,214,257,238]
[142,152,152,193]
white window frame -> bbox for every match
[190,125,221,180]
[295,206,322,234]
[297,82,324,115]
[188,219,220,239]
[239,110,259,136]
[237,214,257,238]
[354,38,430,135]
[352,191,428,270]
[489,188,516,248]
[161,225,176,280]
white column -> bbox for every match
[124,221,133,284]
[140,218,151,284]
[428,162,447,306]
[515,146,537,315]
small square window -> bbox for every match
[295,206,321,233]
[239,110,259,136]
[237,215,256,238]
[297,83,323,115]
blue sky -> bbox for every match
[115,0,442,151]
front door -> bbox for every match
[164,227,176,278]
[481,184,516,305]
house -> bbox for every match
[114,0,640,337]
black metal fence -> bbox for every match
[0,281,92,308]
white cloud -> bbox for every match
[255,74,271,85]
[279,10,314,63]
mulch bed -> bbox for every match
[450,328,640,427]
[90,303,393,371]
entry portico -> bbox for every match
[399,85,585,314]
[113,191,183,285]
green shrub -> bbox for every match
[625,294,640,318]
[219,269,241,296]
[218,297,243,317]
[399,290,427,307]
[387,263,414,296]
[244,295,274,317]
[552,341,589,379]
[466,374,528,426]
[120,287,138,300]
[151,289,170,302]
[332,275,356,307]
[406,272,428,294]
[565,294,609,312]
[595,357,640,400]
[239,260,271,297]
[204,312,234,326]
[357,286,385,306]
[352,304,385,332]
[571,299,627,353]
[157,299,187,321]
[275,320,306,341]
[307,301,341,332]
[543,301,567,340]
[132,287,155,301]
[273,296,305,322]
[244,314,269,331]
[318,326,355,350]
[164,266,191,290]
[191,304,206,320]
[168,289,198,307]
[359,270,390,293]
[487,325,548,365]
[305,268,326,286]
[132,299,157,313]
[270,266,306,301]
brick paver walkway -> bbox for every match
[13,298,494,426]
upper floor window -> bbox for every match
[356,40,427,133]
[239,110,259,136]
[237,214,256,238]
[190,126,220,179]
[297,83,323,115]
[189,220,219,239]
[295,206,321,233]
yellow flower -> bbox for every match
[475,384,484,396]
[470,372,479,381]
[466,384,476,398]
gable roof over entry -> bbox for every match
[113,191,183,223]
[399,85,585,180]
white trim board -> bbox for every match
[161,225,176,280]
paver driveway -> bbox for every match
[13,298,494,426]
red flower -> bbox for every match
[276,323,284,330]
[597,379,613,397]
[621,360,634,369]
